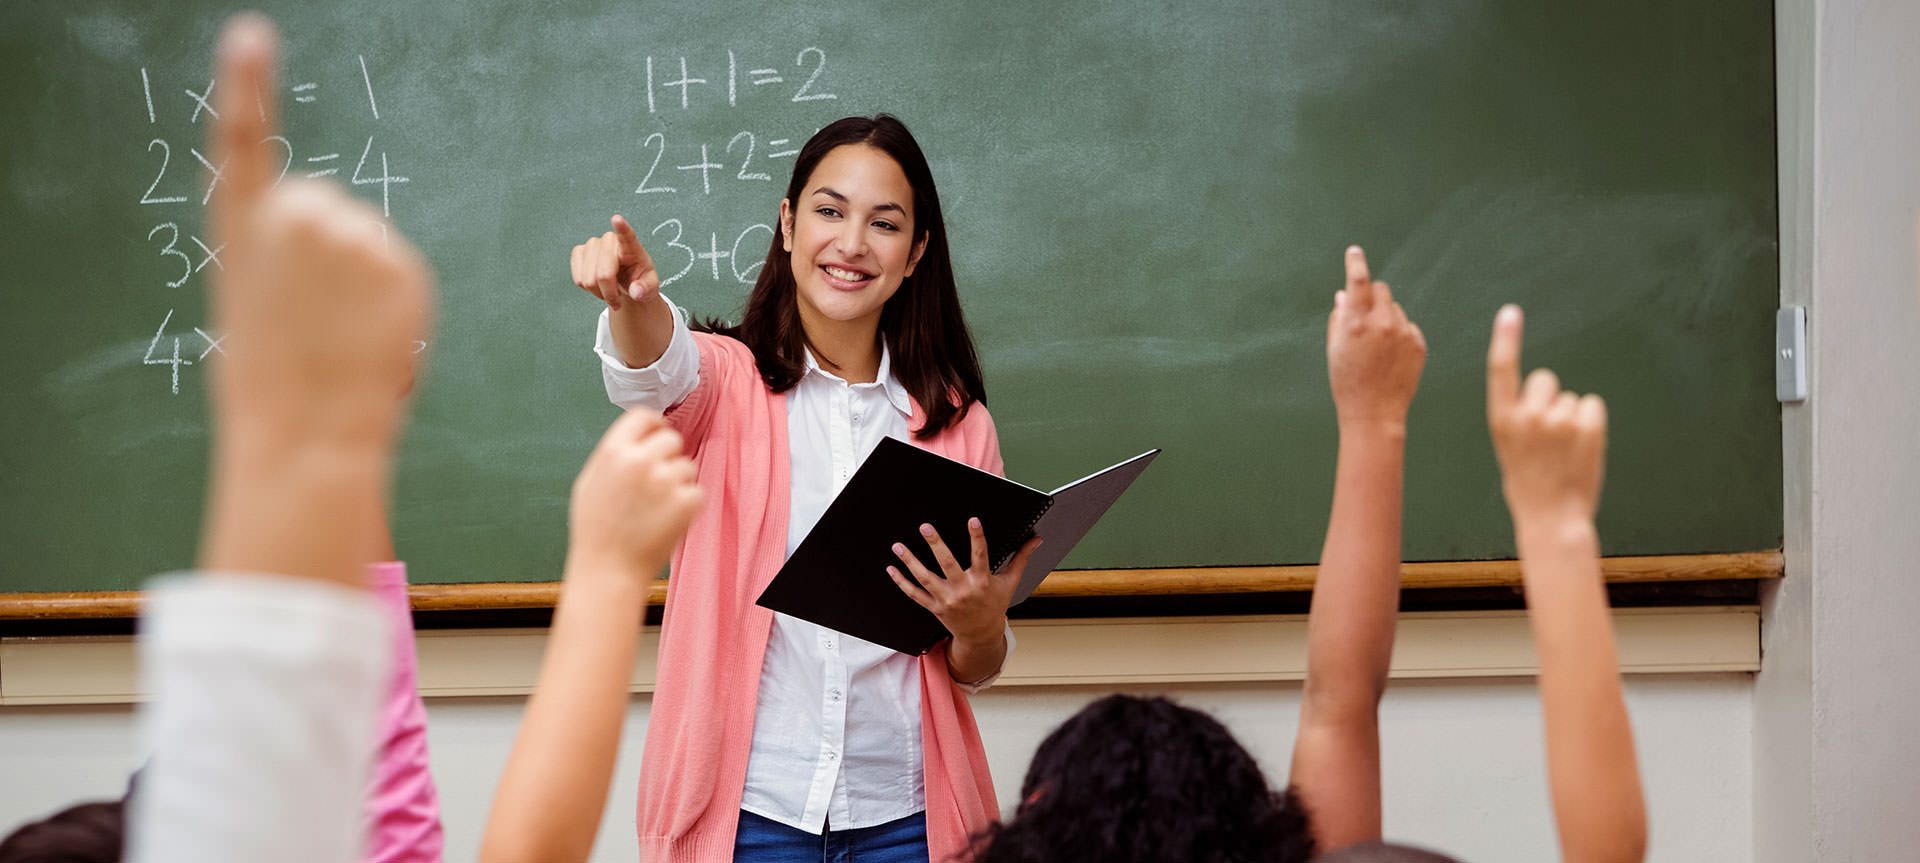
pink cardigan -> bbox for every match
[636,332,1002,862]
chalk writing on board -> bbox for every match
[142,309,192,395]
[647,219,776,287]
[635,132,676,194]
[623,43,847,297]
[188,146,224,205]
[676,144,722,195]
[136,59,400,203]
[146,223,192,288]
[643,48,836,113]
[140,67,156,124]
[349,136,409,217]
[636,130,809,196]
[190,236,225,275]
[143,222,224,291]
[134,54,411,395]
[194,328,227,360]
[185,79,218,123]
[264,135,293,188]
[790,48,835,103]
[139,139,190,205]
[358,56,380,120]
[305,152,341,178]
[727,132,772,181]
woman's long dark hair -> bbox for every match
[695,114,985,439]
[971,695,1316,863]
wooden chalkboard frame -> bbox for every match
[0,551,1780,620]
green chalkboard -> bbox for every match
[0,0,1779,595]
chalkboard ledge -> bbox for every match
[0,551,1781,620]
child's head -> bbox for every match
[0,801,124,863]
[727,114,984,437]
[974,694,1315,863]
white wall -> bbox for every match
[1760,0,1920,860]
[2,675,1751,863]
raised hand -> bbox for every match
[1326,246,1427,430]
[206,15,432,447]
[1485,305,1645,863]
[198,14,434,587]
[1485,305,1608,527]
[482,407,703,863]
[568,408,704,574]
[570,215,661,312]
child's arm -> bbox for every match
[478,409,703,863]
[1485,306,1646,863]
[131,15,435,863]
[1288,247,1427,853]
[193,18,433,592]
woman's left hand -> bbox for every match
[887,517,1042,644]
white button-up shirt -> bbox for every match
[595,305,1012,834]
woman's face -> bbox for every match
[780,144,927,334]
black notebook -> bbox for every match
[756,438,1159,655]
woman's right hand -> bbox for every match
[570,215,660,311]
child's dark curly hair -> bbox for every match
[0,801,125,863]
[970,694,1315,863]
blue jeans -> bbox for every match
[733,810,929,863]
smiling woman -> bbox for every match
[776,154,930,380]
[563,115,1020,863]
[700,117,989,442]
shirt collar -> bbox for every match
[802,343,915,416]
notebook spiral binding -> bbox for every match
[991,499,1054,573]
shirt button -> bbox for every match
[828,688,842,702]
